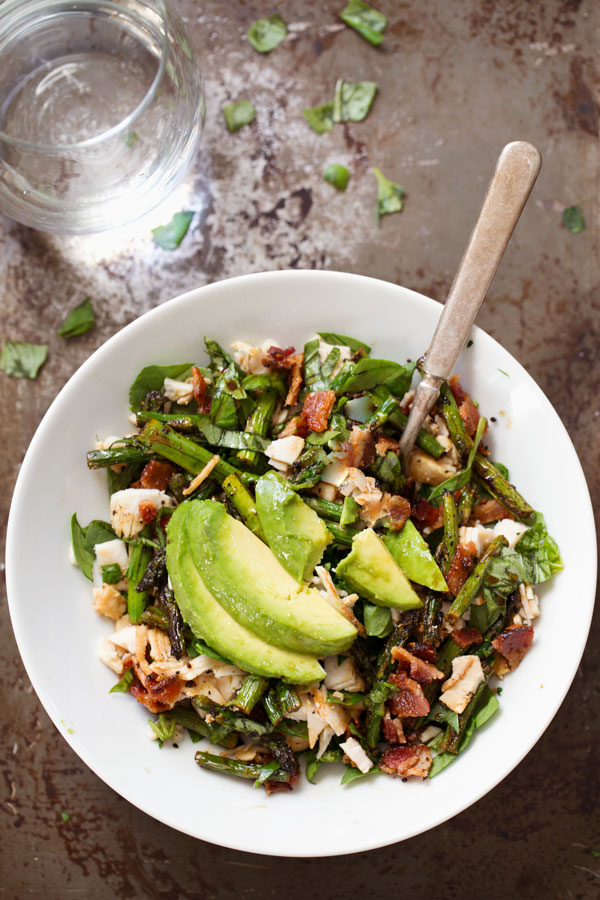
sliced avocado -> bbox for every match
[336,527,423,609]
[184,500,357,656]
[255,471,332,582]
[383,520,448,591]
[166,505,324,684]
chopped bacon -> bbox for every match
[340,425,375,468]
[449,375,485,438]
[375,435,400,457]
[386,495,411,531]
[301,390,335,432]
[492,625,534,671]
[263,769,300,795]
[263,345,296,368]
[127,665,180,714]
[411,499,444,532]
[470,498,513,524]
[382,713,406,745]
[285,355,304,406]
[380,744,432,778]
[388,672,430,717]
[392,646,444,685]
[445,541,478,595]
[191,366,211,414]
[139,500,158,524]
[279,415,308,438]
[407,642,438,663]
[452,627,483,649]
[140,460,176,491]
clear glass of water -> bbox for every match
[0,0,205,233]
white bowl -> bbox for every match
[6,270,596,857]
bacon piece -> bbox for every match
[140,460,176,491]
[262,347,304,406]
[445,541,478,595]
[263,769,300,794]
[382,713,406,745]
[449,375,485,438]
[285,355,304,406]
[386,495,411,531]
[279,415,308,438]
[301,390,335,432]
[407,642,437,663]
[192,366,211,414]
[388,672,430,717]
[340,425,375,468]
[411,499,444,532]
[127,662,180,714]
[375,435,399,457]
[471,498,513,524]
[392,646,444,685]
[452,627,483,649]
[492,625,534,671]
[380,744,432,778]
[263,345,296,369]
[139,500,158,524]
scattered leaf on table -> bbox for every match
[152,211,194,249]
[373,167,405,219]
[58,297,95,338]
[339,0,387,46]
[223,99,256,133]
[0,341,48,379]
[302,102,334,134]
[323,163,350,190]
[247,13,287,53]
[562,205,585,234]
[333,79,378,122]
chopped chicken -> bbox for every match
[93,584,127,620]
[94,539,129,575]
[311,685,349,736]
[459,524,495,557]
[440,655,485,714]
[420,724,443,743]
[320,460,350,487]
[231,339,277,374]
[109,488,173,538]
[162,377,194,405]
[314,566,365,636]
[94,434,125,451]
[323,655,365,692]
[98,636,124,675]
[312,482,338,502]
[493,518,528,549]
[318,338,353,377]
[265,435,305,471]
[339,737,373,774]
[317,725,335,759]
[408,448,459,485]
[516,583,540,625]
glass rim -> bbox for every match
[0,0,170,153]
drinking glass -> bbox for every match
[0,0,205,233]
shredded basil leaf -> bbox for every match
[223,99,256,132]
[323,163,350,191]
[109,669,135,693]
[339,357,415,395]
[129,363,193,410]
[149,713,176,744]
[0,341,47,379]
[373,166,405,219]
[58,297,95,338]
[339,0,387,46]
[70,513,94,581]
[333,79,378,122]
[562,205,585,234]
[317,332,371,353]
[101,563,122,584]
[247,13,287,53]
[340,764,379,785]
[302,102,334,134]
[152,211,194,250]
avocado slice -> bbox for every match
[255,471,332,582]
[184,500,357,656]
[336,527,423,609]
[166,505,325,684]
[383,520,448,591]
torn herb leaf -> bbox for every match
[333,79,377,122]
[223,99,256,132]
[323,163,350,191]
[70,514,94,581]
[373,166,405,219]
[340,764,378,785]
[58,297,95,338]
[152,211,194,250]
[562,205,585,234]
[0,340,47,379]
[339,357,415,395]
[317,332,371,353]
[101,563,122,584]
[302,102,334,134]
[247,13,287,53]
[363,601,393,637]
[149,714,176,743]
[129,363,193,410]
[60,812,70,822]
[339,0,387,46]
[109,669,135,693]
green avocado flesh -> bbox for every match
[255,471,332,582]
[184,500,356,656]
[166,506,325,683]
[336,527,423,610]
[383,520,448,591]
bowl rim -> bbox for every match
[6,269,597,856]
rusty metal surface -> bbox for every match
[0,0,598,896]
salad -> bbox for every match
[71,333,562,792]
